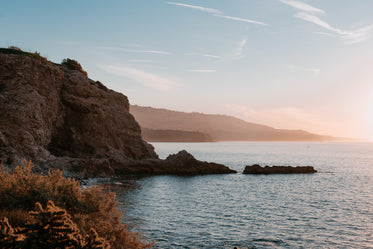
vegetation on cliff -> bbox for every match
[0,47,48,64]
[61,58,88,76]
[0,162,153,249]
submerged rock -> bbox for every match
[243,164,317,174]
[115,150,237,176]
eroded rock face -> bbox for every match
[0,52,157,174]
[243,164,317,174]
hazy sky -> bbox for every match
[2,0,373,139]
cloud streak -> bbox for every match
[279,0,372,43]
[279,0,325,14]
[99,46,170,55]
[214,14,268,26]
[234,37,248,58]
[166,2,267,27]
[99,64,176,91]
[203,54,222,59]
[166,2,221,14]
[295,12,372,43]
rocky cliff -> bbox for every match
[0,49,157,176]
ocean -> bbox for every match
[104,142,373,248]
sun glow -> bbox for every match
[362,92,373,141]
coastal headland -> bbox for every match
[0,48,235,177]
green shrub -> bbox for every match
[61,58,88,76]
[0,162,153,249]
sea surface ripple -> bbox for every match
[104,142,373,248]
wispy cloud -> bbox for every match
[183,53,222,59]
[166,2,221,14]
[203,54,221,59]
[279,0,372,43]
[234,37,248,58]
[99,46,170,55]
[279,0,325,14]
[295,12,372,43]
[214,14,268,26]
[186,69,216,73]
[166,2,268,27]
[99,64,176,91]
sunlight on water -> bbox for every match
[109,142,373,248]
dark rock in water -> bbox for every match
[243,164,317,174]
[115,150,237,175]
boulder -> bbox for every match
[243,164,317,174]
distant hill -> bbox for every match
[141,128,213,142]
[130,105,347,142]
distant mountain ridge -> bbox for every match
[130,105,347,142]
[141,128,213,142]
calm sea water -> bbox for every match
[105,142,373,248]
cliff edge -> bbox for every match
[0,48,157,176]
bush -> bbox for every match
[7,45,22,51]
[0,162,153,249]
[61,58,88,76]
[0,201,110,249]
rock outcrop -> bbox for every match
[0,48,236,177]
[114,150,237,175]
[243,164,317,174]
[0,49,157,175]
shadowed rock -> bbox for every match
[243,164,317,174]
[0,49,157,176]
[115,150,237,176]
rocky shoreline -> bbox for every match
[0,48,237,178]
[0,48,318,179]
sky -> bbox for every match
[1,0,373,139]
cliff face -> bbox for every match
[0,51,157,174]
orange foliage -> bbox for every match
[0,162,153,249]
